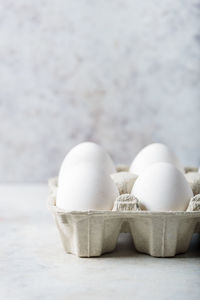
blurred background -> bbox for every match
[0,0,200,182]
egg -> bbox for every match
[58,142,116,186]
[131,162,193,211]
[129,143,183,175]
[57,163,119,211]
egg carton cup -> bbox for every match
[48,171,200,258]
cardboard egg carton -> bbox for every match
[48,168,200,258]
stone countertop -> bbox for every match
[0,185,200,300]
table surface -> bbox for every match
[0,184,200,300]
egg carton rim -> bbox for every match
[48,188,200,218]
[49,204,200,218]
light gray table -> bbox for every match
[0,185,200,300]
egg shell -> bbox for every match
[130,143,183,175]
[58,142,116,186]
[131,162,193,211]
[57,163,119,211]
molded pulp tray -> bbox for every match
[48,179,200,258]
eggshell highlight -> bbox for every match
[130,143,183,175]
[131,162,193,211]
[58,142,116,186]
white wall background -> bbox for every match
[0,0,200,182]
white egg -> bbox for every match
[131,162,193,211]
[57,163,119,211]
[129,143,183,175]
[58,142,116,186]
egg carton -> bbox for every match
[48,173,200,258]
